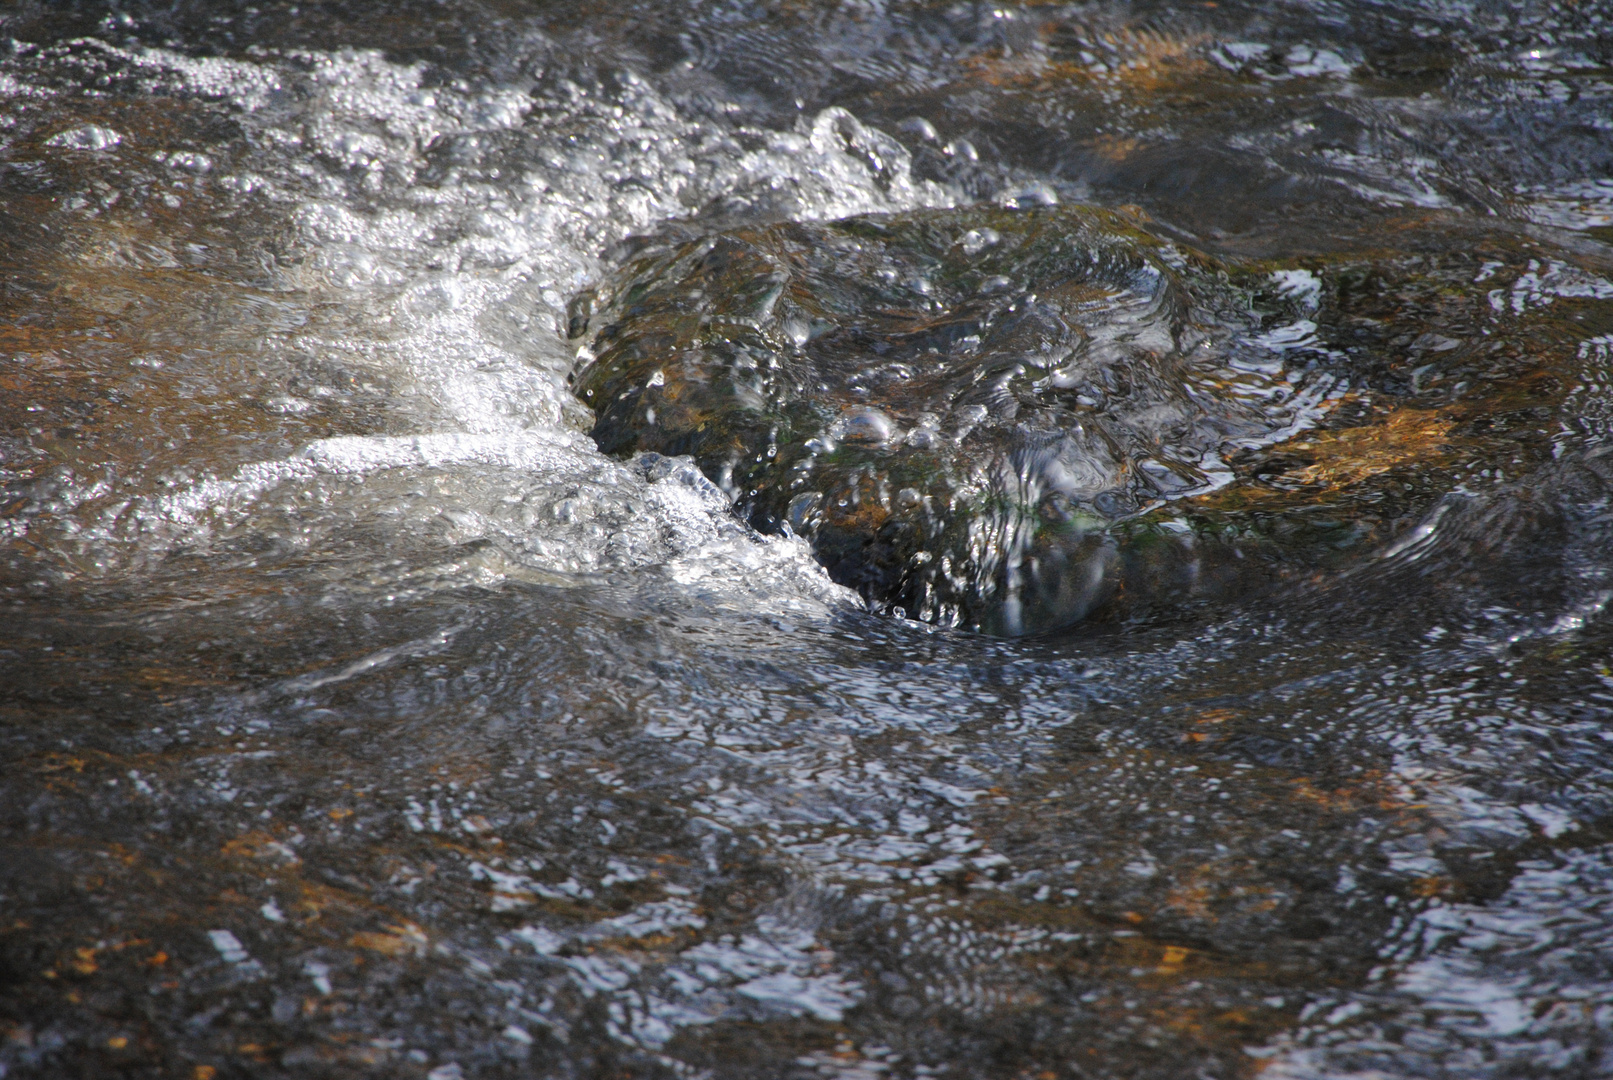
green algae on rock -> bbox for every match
[573,204,1351,634]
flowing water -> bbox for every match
[2,2,1613,1077]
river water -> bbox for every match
[2,2,1613,1077]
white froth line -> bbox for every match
[278,623,465,694]
[298,431,579,473]
[147,431,586,527]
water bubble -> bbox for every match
[46,124,122,150]
[899,117,938,142]
[958,227,1001,256]
[1000,183,1058,209]
[836,408,897,445]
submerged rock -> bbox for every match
[572,206,1322,633]
[569,205,1578,634]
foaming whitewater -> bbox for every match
[2,36,954,600]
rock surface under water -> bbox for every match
[574,204,1583,635]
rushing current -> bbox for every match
[2,2,1613,1077]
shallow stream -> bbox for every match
[3,2,1613,1077]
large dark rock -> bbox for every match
[570,205,1421,634]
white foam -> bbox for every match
[13,40,950,611]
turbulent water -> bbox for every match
[2,2,1613,1077]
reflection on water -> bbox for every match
[1,2,1612,1078]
